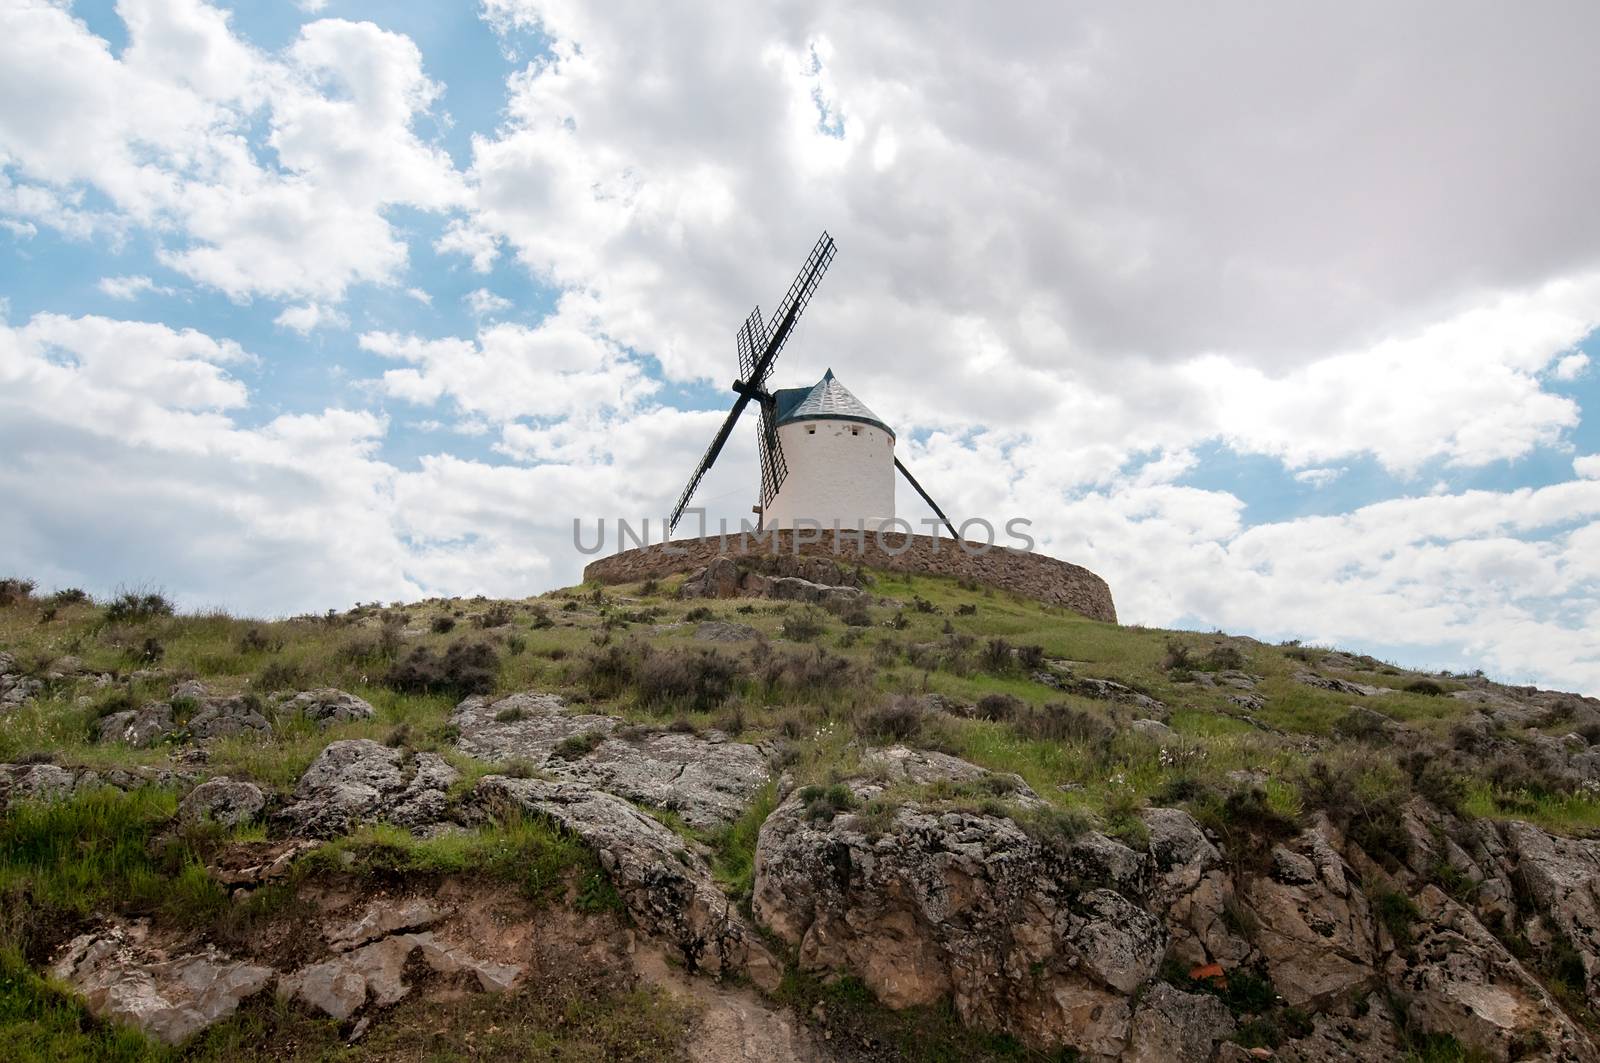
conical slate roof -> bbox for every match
[773,369,894,437]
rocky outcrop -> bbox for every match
[678,555,865,606]
[277,739,458,837]
[177,777,266,828]
[753,757,1163,1054]
[186,695,272,740]
[280,688,376,727]
[51,922,273,1045]
[0,651,43,710]
[1125,982,1235,1063]
[453,693,769,829]
[0,761,192,808]
[472,775,780,990]
[279,929,520,1020]
[96,703,174,746]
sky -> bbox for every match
[2,1,1599,693]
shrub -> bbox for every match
[1203,645,1245,671]
[800,783,859,823]
[1020,805,1094,845]
[237,626,282,654]
[1013,702,1113,747]
[980,638,1014,673]
[762,647,857,696]
[635,649,740,712]
[685,606,714,622]
[385,639,500,697]
[1374,890,1420,948]
[49,587,90,606]
[779,609,827,642]
[856,696,925,741]
[505,634,528,655]
[1404,678,1445,696]
[975,693,1025,721]
[955,603,977,617]
[137,637,164,664]
[640,578,660,596]
[104,590,174,623]
[911,595,937,614]
[0,578,36,607]
[1017,644,1047,671]
[475,602,515,629]
[839,604,873,627]
[431,615,457,634]
[255,658,306,692]
[1161,639,1194,671]
[530,603,556,629]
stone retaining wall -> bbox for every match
[581,530,1117,623]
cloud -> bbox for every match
[0,1,466,304]
[1554,352,1591,381]
[274,303,349,334]
[464,287,513,318]
[1293,467,1346,489]
[1578,455,1600,480]
[97,275,173,300]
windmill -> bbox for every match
[666,232,959,540]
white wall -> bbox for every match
[762,419,896,531]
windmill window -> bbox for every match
[806,426,816,435]
[850,426,860,436]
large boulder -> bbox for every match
[1241,819,1376,1007]
[177,777,266,828]
[1125,982,1235,1063]
[276,739,458,837]
[1141,806,1253,969]
[1502,820,1600,1012]
[1390,886,1597,1061]
[51,922,273,1045]
[752,759,1164,1053]
[96,703,175,747]
[453,693,769,830]
[278,930,519,1020]
[471,775,780,990]
[186,696,271,740]
[280,688,376,727]
[0,651,42,710]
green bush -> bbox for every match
[104,590,174,623]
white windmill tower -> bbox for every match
[667,233,957,537]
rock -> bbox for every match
[1142,807,1253,968]
[752,763,1159,1051]
[0,761,80,804]
[186,696,272,740]
[694,621,761,643]
[1243,820,1375,1007]
[1293,671,1386,697]
[1501,821,1600,1011]
[326,897,442,952]
[858,744,1038,801]
[1129,718,1175,739]
[96,703,175,747]
[1391,885,1596,1061]
[277,740,459,837]
[680,556,744,598]
[177,777,266,828]
[1125,982,1236,1063]
[1035,672,1167,716]
[51,922,273,1045]
[453,693,769,829]
[761,576,862,606]
[280,688,377,726]
[1274,994,1404,1062]
[472,775,779,989]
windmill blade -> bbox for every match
[756,399,789,508]
[735,307,764,384]
[894,457,960,541]
[668,393,753,534]
[745,232,835,389]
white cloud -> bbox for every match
[464,287,513,318]
[97,274,173,300]
[404,287,432,305]
[1577,455,1600,480]
[0,1,466,304]
[274,303,349,334]
[435,218,499,273]
[1293,467,1346,489]
[1554,352,1591,380]
[296,0,330,12]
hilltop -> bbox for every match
[2,558,1600,1061]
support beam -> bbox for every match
[894,457,960,542]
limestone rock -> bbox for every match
[1391,886,1597,1061]
[1502,821,1600,1012]
[453,693,769,829]
[96,703,175,747]
[472,775,779,989]
[280,688,376,726]
[1126,982,1236,1063]
[1129,718,1175,739]
[1242,819,1375,1007]
[0,761,79,805]
[752,765,1160,1051]
[277,740,459,837]
[186,696,272,740]
[1294,671,1386,697]
[177,777,265,828]
[0,654,42,709]
[694,621,761,643]
[51,923,272,1045]
[326,897,442,952]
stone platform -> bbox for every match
[580,530,1116,623]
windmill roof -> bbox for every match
[773,369,894,437]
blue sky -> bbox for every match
[2,1,1599,692]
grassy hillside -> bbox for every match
[1,568,1597,1060]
